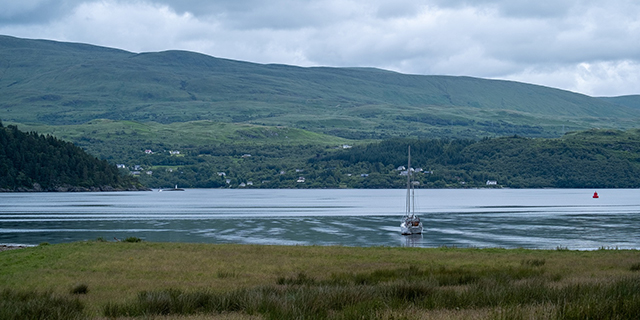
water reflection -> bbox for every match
[402,234,423,247]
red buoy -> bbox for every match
[593,192,599,199]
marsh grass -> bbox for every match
[521,258,546,267]
[103,266,640,320]
[2,242,640,319]
[217,270,239,279]
[0,289,85,320]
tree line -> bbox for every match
[0,121,144,191]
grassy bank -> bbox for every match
[1,242,640,319]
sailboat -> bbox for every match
[401,146,423,235]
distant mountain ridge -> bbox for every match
[599,95,640,110]
[1,34,639,139]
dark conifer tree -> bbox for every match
[0,124,142,191]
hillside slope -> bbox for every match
[0,121,144,191]
[599,95,640,110]
[2,35,639,139]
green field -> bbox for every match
[2,242,640,319]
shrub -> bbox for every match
[123,237,142,243]
[71,284,88,295]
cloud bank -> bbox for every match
[1,0,639,96]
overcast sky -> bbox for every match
[2,0,639,97]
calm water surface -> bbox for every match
[1,189,639,249]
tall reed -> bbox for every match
[102,266,640,319]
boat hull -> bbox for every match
[401,221,423,235]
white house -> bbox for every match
[486,180,498,185]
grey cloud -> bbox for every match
[428,0,583,18]
[0,0,84,25]
[152,0,355,30]
[375,1,423,19]
[0,0,639,96]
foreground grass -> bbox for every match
[1,242,640,319]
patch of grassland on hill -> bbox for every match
[1,242,640,319]
[10,119,352,147]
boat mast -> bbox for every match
[411,165,416,217]
[406,146,411,217]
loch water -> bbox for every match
[1,189,639,250]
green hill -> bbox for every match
[2,35,639,139]
[3,35,640,189]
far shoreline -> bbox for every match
[0,186,151,192]
[0,244,30,252]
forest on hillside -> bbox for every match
[0,121,144,191]
[128,129,640,189]
[4,116,640,190]
[317,133,640,188]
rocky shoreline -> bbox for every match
[0,245,27,252]
[0,184,151,192]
